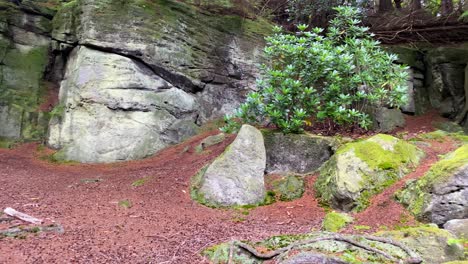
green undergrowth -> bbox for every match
[0,137,16,149]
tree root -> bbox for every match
[234,234,422,264]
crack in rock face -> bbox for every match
[48,46,199,163]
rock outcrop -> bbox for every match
[263,131,337,174]
[48,46,199,162]
[46,0,270,162]
[191,125,266,207]
[315,134,424,211]
[203,225,465,264]
[0,0,54,141]
[398,145,468,225]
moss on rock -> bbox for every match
[315,134,423,212]
[397,145,468,220]
[322,211,353,232]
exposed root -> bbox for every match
[234,234,422,264]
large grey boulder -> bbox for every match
[191,125,266,207]
[315,134,424,212]
[263,131,337,174]
[398,145,468,225]
[48,46,199,163]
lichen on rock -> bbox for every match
[315,134,424,212]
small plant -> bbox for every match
[48,104,66,120]
[223,6,408,134]
[118,199,132,209]
[131,177,150,187]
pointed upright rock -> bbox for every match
[192,124,266,207]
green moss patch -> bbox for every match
[322,211,353,232]
[315,134,424,212]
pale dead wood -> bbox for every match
[3,207,42,225]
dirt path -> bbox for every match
[0,114,458,263]
[0,132,326,263]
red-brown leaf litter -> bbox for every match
[0,113,459,263]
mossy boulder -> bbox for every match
[263,131,338,174]
[315,134,424,212]
[270,175,305,201]
[191,125,266,207]
[397,145,468,225]
[321,211,353,232]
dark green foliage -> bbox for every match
[223,6,408,134]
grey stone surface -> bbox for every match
[398,145,468,226]
[281,252,348,264]
[48,46,199,163]
[373,107,406,132]
[263,131,337,175]
[444,219,468,238]
[0,3,52,140]
[195,125,266,206]
[429,165,468,225]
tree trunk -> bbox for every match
[394,0,402,9]
[379,0,394,12]
[441,0,454,15]
[411,0,422,10]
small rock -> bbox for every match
[195,133,226,153]
[373,107,406,132]
[271,175,305,201]
[444,219,468,239]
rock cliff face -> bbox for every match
[0,0,54,141]
[391,44,468,132]
[0,0,270,162]
[47,0,269,162]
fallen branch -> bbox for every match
[4,207,42,225]
[234,234,422,264]
[0,224,64,238]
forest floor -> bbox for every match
[0,112,460,263]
